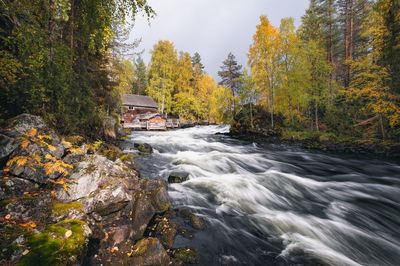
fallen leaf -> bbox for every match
[22,249,30,256]
[5,214,11,220]
[111,246,119,253]
[64,230,72,238]
[27,128,37,137]
[20,221,37,229]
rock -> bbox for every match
[130,192,156,241]
[18,220,91,266]
[190,214,205,230]
[128,237,170,266]
[142,179,171,213]
[2,114,66,184]
[168,171,189,184]
[3,194,53,226]
[176,208,205,230]
[0,175,38,200]
[173,247,197,264]
[57,155,138,203]
[135,143,153,154]
[0,133,17,167]
[148,215,178,249]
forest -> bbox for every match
[1,0,399,143]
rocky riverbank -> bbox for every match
[0,114,201,265]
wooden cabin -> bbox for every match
[121,94,166,130]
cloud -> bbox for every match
[129,0,309,80]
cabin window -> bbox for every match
[129,106,134,110]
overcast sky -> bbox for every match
[129,0,309,80]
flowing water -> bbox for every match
[123,125,400,266]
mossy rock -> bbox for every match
[135,143,153,154]
[128,237,170,266]
[173,247,197,264]
[18,219,90,266]
[189,214,205,230]
[0,224,29,261]
[154,217,177,249]
[51,201,84,217]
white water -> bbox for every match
[125,126,400,266]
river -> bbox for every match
[123,125,400,266]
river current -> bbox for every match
[123,125,400,266]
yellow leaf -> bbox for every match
[47,145,56,152]
[20,221,37,229]
[68,147,84,155]
[62,140,72,148]
[64,230,72,238]
[45,154,55,161]
[21,139,30,149]
[27,128,37,137]
[17,157,28,167]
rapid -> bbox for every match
[123,125,400,266]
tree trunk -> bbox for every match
[379,114,386,140]
[315,101,319,132]
[344,0,354,88]
[250,103,254,129]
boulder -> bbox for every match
[130,192,156,241]
[56,155,138,203]
[172,247,197,264]
[168,171,189,184]
[141,179,171,213]
[135,143,153,154]
[127,237,170,266]
[155,216,177,249]
[18,220,92,266]
[2,114,66,184]
[0,133,17,167]
[190,214,205,230]
[176,208,206,230]
[0,175,38,200]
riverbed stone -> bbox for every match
[135,143,153,154]
[172,247,197,264]
[128,237,170,266]
[141,179,171,213]
[168,171,189,183]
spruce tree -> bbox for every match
[218,53,242,115]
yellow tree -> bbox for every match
[146,40,178,114]
[196,74,217,120]
[209,85,233,124]
[278,18,311,126]
[249,16,282,128]
[173,52,197,119]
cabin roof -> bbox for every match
[123,94,158,109]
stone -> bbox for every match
[0,175,38,200]
[143,179,171,213]
[128,237,170,266]
[57,155,138,202]
[148,215,178,249]
[18,220,91,266]
[130,192,156,241]
[2,114,66,184]
[135,143,153,154]
[173,247,197,264]
[176,208,205,230]
[0,133,17,167]
[168,171,189,184]
[190,214,205,230]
